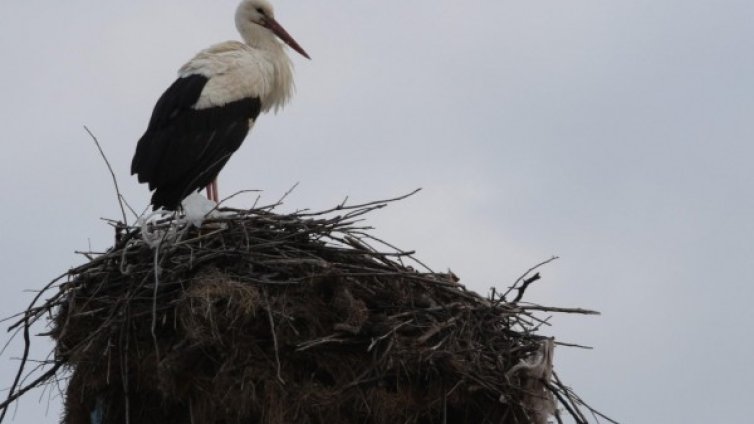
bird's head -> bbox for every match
[235,0,310,59]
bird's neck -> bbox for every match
[241,24,282,54]
[241,27,295,112]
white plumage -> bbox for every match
[131,0,309,210]
[179,41,292,112]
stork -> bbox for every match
[131,0,309,210]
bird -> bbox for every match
[131,0,309,210]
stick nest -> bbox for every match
[1,195,608,424]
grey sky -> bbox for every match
[1,1,752,422]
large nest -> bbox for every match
[0,194,611,424]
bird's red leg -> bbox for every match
[212,179,220,202]
[205,180,218,201]
[206,179,218,202]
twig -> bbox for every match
[0,362,62,413]
[552,371,619,424]
[263,290,285,385]
[297,188,422,217]
[554,341,594,350]
[368,320,412,352]
[516,305,600,315]
[501,256,559,302]
[512,272,541,303]
[84,126,128,226]
[0,317,29,423]
[213,189,262,212]
[150,244,161,361]
[275,182,300,207]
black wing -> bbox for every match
[131,75,262,210]
[131,74,208,181]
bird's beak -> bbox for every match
[265,18,311,60]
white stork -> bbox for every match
[131,0,309,210]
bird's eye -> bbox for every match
[256,7,265,15]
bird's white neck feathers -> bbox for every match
[235,18,295,112]
[178,6,295,114]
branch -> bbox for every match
[84,126,128,226]
[501,256,559,302]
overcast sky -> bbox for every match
[1,1,753,422]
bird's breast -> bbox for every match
[180,42,294,113]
